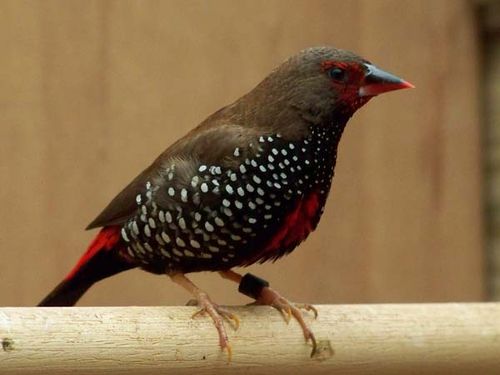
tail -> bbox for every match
[38,226,135,306]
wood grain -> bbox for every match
[0,304,499,374]
[0,0,483,307]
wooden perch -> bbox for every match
[0,303,499,374]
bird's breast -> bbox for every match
[120,122,344,273]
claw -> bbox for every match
[296,303,318,319]
[254,286,318,357]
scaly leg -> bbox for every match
[169,272,239,360]
[219,270,318,356]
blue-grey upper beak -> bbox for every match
[359,64,414,97]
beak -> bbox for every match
[359,63,414,97]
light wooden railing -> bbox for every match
[0,303,499,374]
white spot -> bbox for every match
[168,187,175,196]
[289,143,295,149]
[251,159,258,167]
[240,165,247,174]
[305,159,310,165]
[201,252,212,259]
[242,227,252,233]
[141,205,147,215]
[136,194,142,205]
[248,217,257,224]
[180,188,188,202]
[201,183,209,193]
[160,248,171,258]
[255,197,264,205]
[165,211,173,223]
[173,248,183,257]
[234,147,240,157]
[161,232,171,243]
[190,239,201,248]
[178,217,187,230]
[253,176,262,184]
[235,200,243,209]
[121,228,130,242]
[144,225,151,237]
[214,217,224,227]
[257,188,265,196]
[222,199,230,207]
[132,221,139,235]
[208,245,219,253]
[281,149,288,156]
[259,165,266,172]
[264,214,273,220]
[212,179,219,186]
[274,182,282,189]
[292,155,298,162]
[230,173,237,182]
[194,212,202,221]
[191,176,199,188]
[217,239,227,246]
[259,136,265,143]
[148,218,156,229]
[215,166,222,174]
[205,221,214,232]
[272,148,279,155]
[237,187,245,197]
[223,208,233,217]
[267,136,274,142]
[176,237,186,247]
[225,185,234,194]
[199,165,207,172]
[144,243,154,252]
[268,155,274,163]
[284,159,290,166]
[184,249,195,257]
[248,201,256,210]
[231,234,242,241]
[155,234,165,245]
[159,211,166,223]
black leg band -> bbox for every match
[238,273,270,299]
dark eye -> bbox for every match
[328,67,347,82]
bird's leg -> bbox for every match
[219,270,318,356]
[169,272,239,359]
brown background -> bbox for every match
[0,0,484,307]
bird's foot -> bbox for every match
[191,291,240,360]
[253,286,318,356]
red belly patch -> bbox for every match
[246,192,321,264]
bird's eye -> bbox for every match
[328,67,347,82]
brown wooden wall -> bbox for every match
[0,0,484,307]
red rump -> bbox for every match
[65,226,121,281]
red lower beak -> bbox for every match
[359,64,414,97]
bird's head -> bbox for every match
[246,47,414,129]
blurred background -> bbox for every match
[0,0,497,307]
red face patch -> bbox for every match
[321,60,371,113]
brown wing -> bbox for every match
[86,123,260,230]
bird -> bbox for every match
[38,46,413,358]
